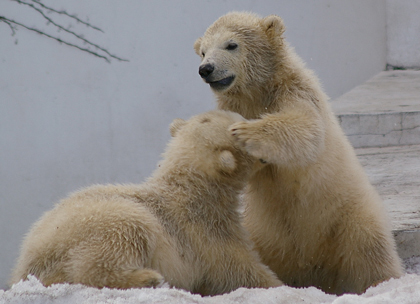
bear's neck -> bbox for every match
[216,87,276,120]
[150,166,245,212]
[216,45,327,120]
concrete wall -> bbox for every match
[386,0,420,69]
[0,0,386,289]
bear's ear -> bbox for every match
[170,118,186,137]
[194,37,202,55]
[219,150,237,173]
[261,15,285,38]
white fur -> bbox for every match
[10,110,282,295]
[195,12,403,295]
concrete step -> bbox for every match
[332,70,420,149]
[331,70,420,259]
[356,144,420,259]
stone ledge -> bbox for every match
[333,70,420,148]
[356,144,420,258]
[394,230,420,259]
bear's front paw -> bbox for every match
[229,121,268,162]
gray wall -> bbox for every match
[0,0,386,289]
[386,0,420,69]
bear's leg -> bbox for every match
[321,221,403,295]
[102,268,165,289]
[68,265,165,289]
[64,213,164,289]
[229,103,324,167]
[66,243,165,289]
[198,242,283,295]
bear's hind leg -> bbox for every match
[106,268,165,289]
[64,214,165,289]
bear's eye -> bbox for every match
[226,43,238,51]
[201,51,205,57]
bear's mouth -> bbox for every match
[208,76,235,90]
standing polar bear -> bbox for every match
[10,110,282,296]
[194,12,403,295]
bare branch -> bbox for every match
[0,16,111,63]
[31,0,104,32]
[11,0,128,62]
[1,0,129,63]
[0,16,17,35]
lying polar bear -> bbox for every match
[10,110,282,296]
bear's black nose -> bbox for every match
[199,64,214,78]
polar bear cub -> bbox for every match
[194,12,403,295]
[10,110,282,296]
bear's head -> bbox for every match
[194,12,285,96]
[159,110,260,184]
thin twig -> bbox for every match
[11,0,128,62]
[30,0,104,33]
[0,16,17,35]
[0,16,111,62]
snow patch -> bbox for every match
[1,257,420,304]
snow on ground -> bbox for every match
[1,257,420,304]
